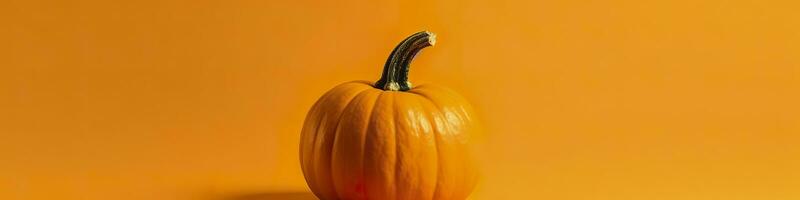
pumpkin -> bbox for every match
[300,31,479,200]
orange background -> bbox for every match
[2,0,799,199]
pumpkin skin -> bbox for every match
[299,31,479,200]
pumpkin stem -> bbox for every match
[375,31,436,91]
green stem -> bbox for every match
[375,31,436,91]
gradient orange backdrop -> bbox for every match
[2,0,799,199]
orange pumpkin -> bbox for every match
[300,31,480,200]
